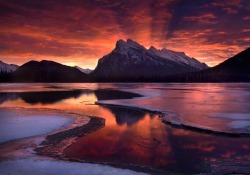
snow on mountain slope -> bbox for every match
[91,39,206,80]
[75,66,93,74]
[104,39,208,70]
[149,46,208,70]
[0,61,19,73]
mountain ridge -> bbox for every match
[148,46,208,70]
[1,40,249,82]
[11,60,87,82]
[75,66,93,74]
[0,60,19,73]
[172,47,250,82]
[90,39,208,81]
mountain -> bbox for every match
[0,60,19,73]
[75,66,93,74]
[149,46,208,70]
[90,39,207,81]
[174,47,250,82]
[0,61,19,82]
[211,47,250,73]
[11,60,87,82]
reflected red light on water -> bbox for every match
[1,83,250,173]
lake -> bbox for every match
[0,83,250,174]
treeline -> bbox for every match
[87,71,250,83]
[0,72,11,82]
[165,72,250,82]
[0,71,86,83]
[1,71,250,83]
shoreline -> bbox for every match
[35,116,105,159]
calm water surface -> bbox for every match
[1,83,250,174]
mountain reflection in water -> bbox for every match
[101,105,147,126]
[0,90,140,105]
[65,105,250,174]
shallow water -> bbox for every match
[0,83,250,174]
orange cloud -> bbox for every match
[0,0,249,68]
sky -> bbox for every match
[0,0,250,69]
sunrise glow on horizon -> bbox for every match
[0,0,249,69]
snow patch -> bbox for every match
[149,47,208,70]
[0,158,149,175]
[228,121,250,129]
[209,113,250,130]
[75,66,93,74]
[0,60,19,73]
[0,111,74,143]
[209,113,250,120]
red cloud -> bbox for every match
[0,0,249,68]
[184,13,217,24]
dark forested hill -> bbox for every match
[11,60,87,82]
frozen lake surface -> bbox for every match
[0,110,74,143]
[0,83,250,174]
[0,158,148,175]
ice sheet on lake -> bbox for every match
[0,158,149,175]
[95,88,164,112]
[0,111,74,143]
[228,121,250,129]
[209,113,250,120]
[97,87,250,134]
[209,113,250,130]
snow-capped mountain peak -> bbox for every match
[91,39,209,80]
[113,40,208,70]
[0,61,19,73]
[114,39,146,55]
[75,66,93,74]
